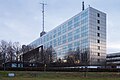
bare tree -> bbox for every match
[74,47,80,64]
[0,40,22,69]
[6,41,15,62]
[45,46,53,64]
[0,49,3,67]
[13,42,21,67]
[0,40,8,70]
[81,48,90,77]
[65,48,81,65]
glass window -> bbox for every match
[97,13,100,17]
[68,37,72,42]
[58,26,61,31]
[68,32,73,42]
[68,20,72,26]
[62,24,67,33]
[97,26,100,30]
[58,31,61,36]
[81,38,88,44]
[62,24,67,29]
[74,22,80,28]
[58,37,61,45]
[12,63,17,67]
[62,35,66,39]
[41,38,43,44]
[97,39,100,43]
[97,59,100,62]
[49,41,52,46]
[44,36,46,43]
[74,34,80,40]
[62,35,67,44]
[53,39,57,47]
[68,43,73,50]
[81,38,88,48]
[68,32,72,37]
[49,34,52,39]
[81,18,88,24]
[62,28,67,33]
[68,25,72,31]
[81,31,88,37]
[97,20,100,24]
[46,35,49,41]
[53,34,57,38]
[62,40,66,44]
[81,24,88,32]
[98,53,100,56]
[74,16,80,22]
[97,33,100,37]
[81,11,88,18]
[98,46,100,50]
[74,41,80,48]
[74,28,80,34]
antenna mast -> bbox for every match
[40,2,47,37]
[82,1,84,11]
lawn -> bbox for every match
[0,71,120,80]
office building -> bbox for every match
[25,6,106,65]
[107,52,120,68]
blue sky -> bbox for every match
[0,0,120,54]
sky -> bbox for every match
[0,0,120,54]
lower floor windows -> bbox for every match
[97,53,100,56]
[97,39,100,43]
[97,59,100,62]
[98,46,100,50]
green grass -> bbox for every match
[0,71,120,80]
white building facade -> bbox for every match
[29,7,106,65]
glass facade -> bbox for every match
[29,7,106,65]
